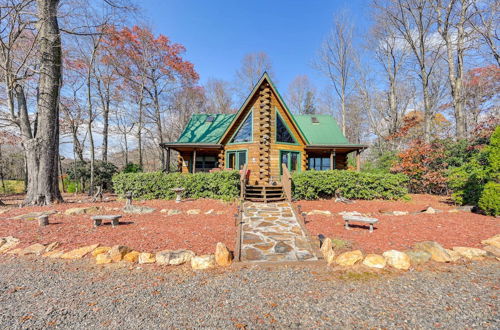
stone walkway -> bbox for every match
[239,202,318,262]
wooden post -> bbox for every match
[165,147,170,173]
[329,150,334,170]
[192,149,196,173]
[356,150,361,172]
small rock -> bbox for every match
[186,209,201,215]
[205,209,214,215]
[324,249,336,265]
[159,209,168,213]
[64,207,100,216]
[445,249,462,262]
[61,244,99,259]
[22,243,47,256]
[335,250,363,266]
[45,242,60,253]
[91,246,111,257]
[483,245,500,257]
[320,237,333,258]
[393,211,409,216]
[338,211,363,217]
[414,241,451,262]
[452,247,488,260]
[363,254,386,269]
[406,250,432,265]
[167,209,181,216]
[123,251,140,263]
[215,242,232,266]
[307,210,331,216]
[96,253,113,264]
[138,252,156,264]
[216,211,225,215]
[155,250,172,265]
[169,250,195,265]
[43,250,65,258]
[481,234,500,249]
[0,236,20,253]
[123,205,156,214]
[7,248,24,255]
[191,255,216,270]
[108,245,131,262]
[383,250,410,270]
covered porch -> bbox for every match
[305,145,367,172]
[160,143,223,173]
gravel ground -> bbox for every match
[0,256,498,329]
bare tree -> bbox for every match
[235,52,274,97]
[470,0,500,66]
[316,12,356,135]
[286,75,317,114]
[374,0,444,143]
[204,78,234,114]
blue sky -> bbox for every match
[142,0,371,92]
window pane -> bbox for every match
[322,157,331,170]
[291,153,298,171]
[281,152,288,168]
[276,114,295,144]
[231,114,252,143]
[228,153,235,169]
[237,151,247,170]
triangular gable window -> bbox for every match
[276,113,296,144]
[230,113,252,143]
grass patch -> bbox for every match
[338,271,380,282]
[0,180,24,194]
[330,238,352,250]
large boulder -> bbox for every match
[123,251,140,263]
[191,255,216,270]
[335,250,363,266]
[383,250,411,270]
[481,234,500,249]
[406,250,431,265]
[64,207,100,216]
[445,249,462,262]
[61,244,99,259]
[108,245,131,262]
[320,238,335,265]
[362,254,386,269]
[138,252,156,264]
[96,253,113,264]
[91,246,111,257]
[0,237,20,253]
[123,205,155,214]
[22,243,47,256]
[483,245,500,257]
[156,249,195,265]
[215,242,232,266]
[452,247,488,260]
[414,241,451,262]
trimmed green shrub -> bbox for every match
[122,163,143,173]
[478,182,500,216]
[292,170,408,200]
[112,170,240,201]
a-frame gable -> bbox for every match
[218,72,308,145]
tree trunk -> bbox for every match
[137,98,143,169]
[22,0,63,205]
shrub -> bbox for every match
[292,170,408,200]
[122,163,142,173]
[112,170,240,201]
[66,160,118,191]
[478,182,500,216]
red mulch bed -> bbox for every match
[298,194,499,254]
[0,194,237,255]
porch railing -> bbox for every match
[281,163,292,202]
[240,163,248,199]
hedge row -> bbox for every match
[292,170,409,200]
[112,171,240,201]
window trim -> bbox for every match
[228,110,253,145]
[279,149,301,175]
[224,149,248,170]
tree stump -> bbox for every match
[38,215,49,227]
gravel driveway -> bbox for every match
[0,256,498,329]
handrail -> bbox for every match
[281,162,292,202]
[240,163,248,199]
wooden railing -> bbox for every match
[281,163,292,202]
[240,163,248,199]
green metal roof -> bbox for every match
[292,114,350,145]
[176,114,235,143]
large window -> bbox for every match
[230,113,252,143]
[308,157,331,171]
[276,113,296,144]
[280,150,300,174]
[195,155,218,172]
[226,150,247,170]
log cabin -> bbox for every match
[160,72,366,201]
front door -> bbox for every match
[226,150,247,170]
[280,150,300,174]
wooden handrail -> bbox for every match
[240,163,248,199]
[281,163,292,202]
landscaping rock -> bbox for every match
[414,241,451,262]
[22,243,46,256]
[96,253,113,265]
[108,245,131,262]
[187,209,201,215]
[216,211,225,215]
[452,247,488,260]
[215,242,232,266]
[12,210,57,220]
[45,242,60,253]
[481,234,500,249]
[393,211,409,216]
[324,249,336,265]
[43,250,64,258]
[335,250,363,266]
[320,238,333,257]
[123,251,140,263]
[0,236,20,253]
[406,250,431,265]
[64,207,100,216]
[307,210,331,216]
[61,244,99,259]
[383,250,410,270]
[338,211,363,217]
[363,254,386,269]
[167,209,181,216]
[91,246,111,257]
[191,255,216,270]
[138,252,156,264]
[7,248,24,255]
[483,245,500,257]
[205,209,214,215]
[445,249,462,262]
[156,249,195,265]
[123,205,155,214]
